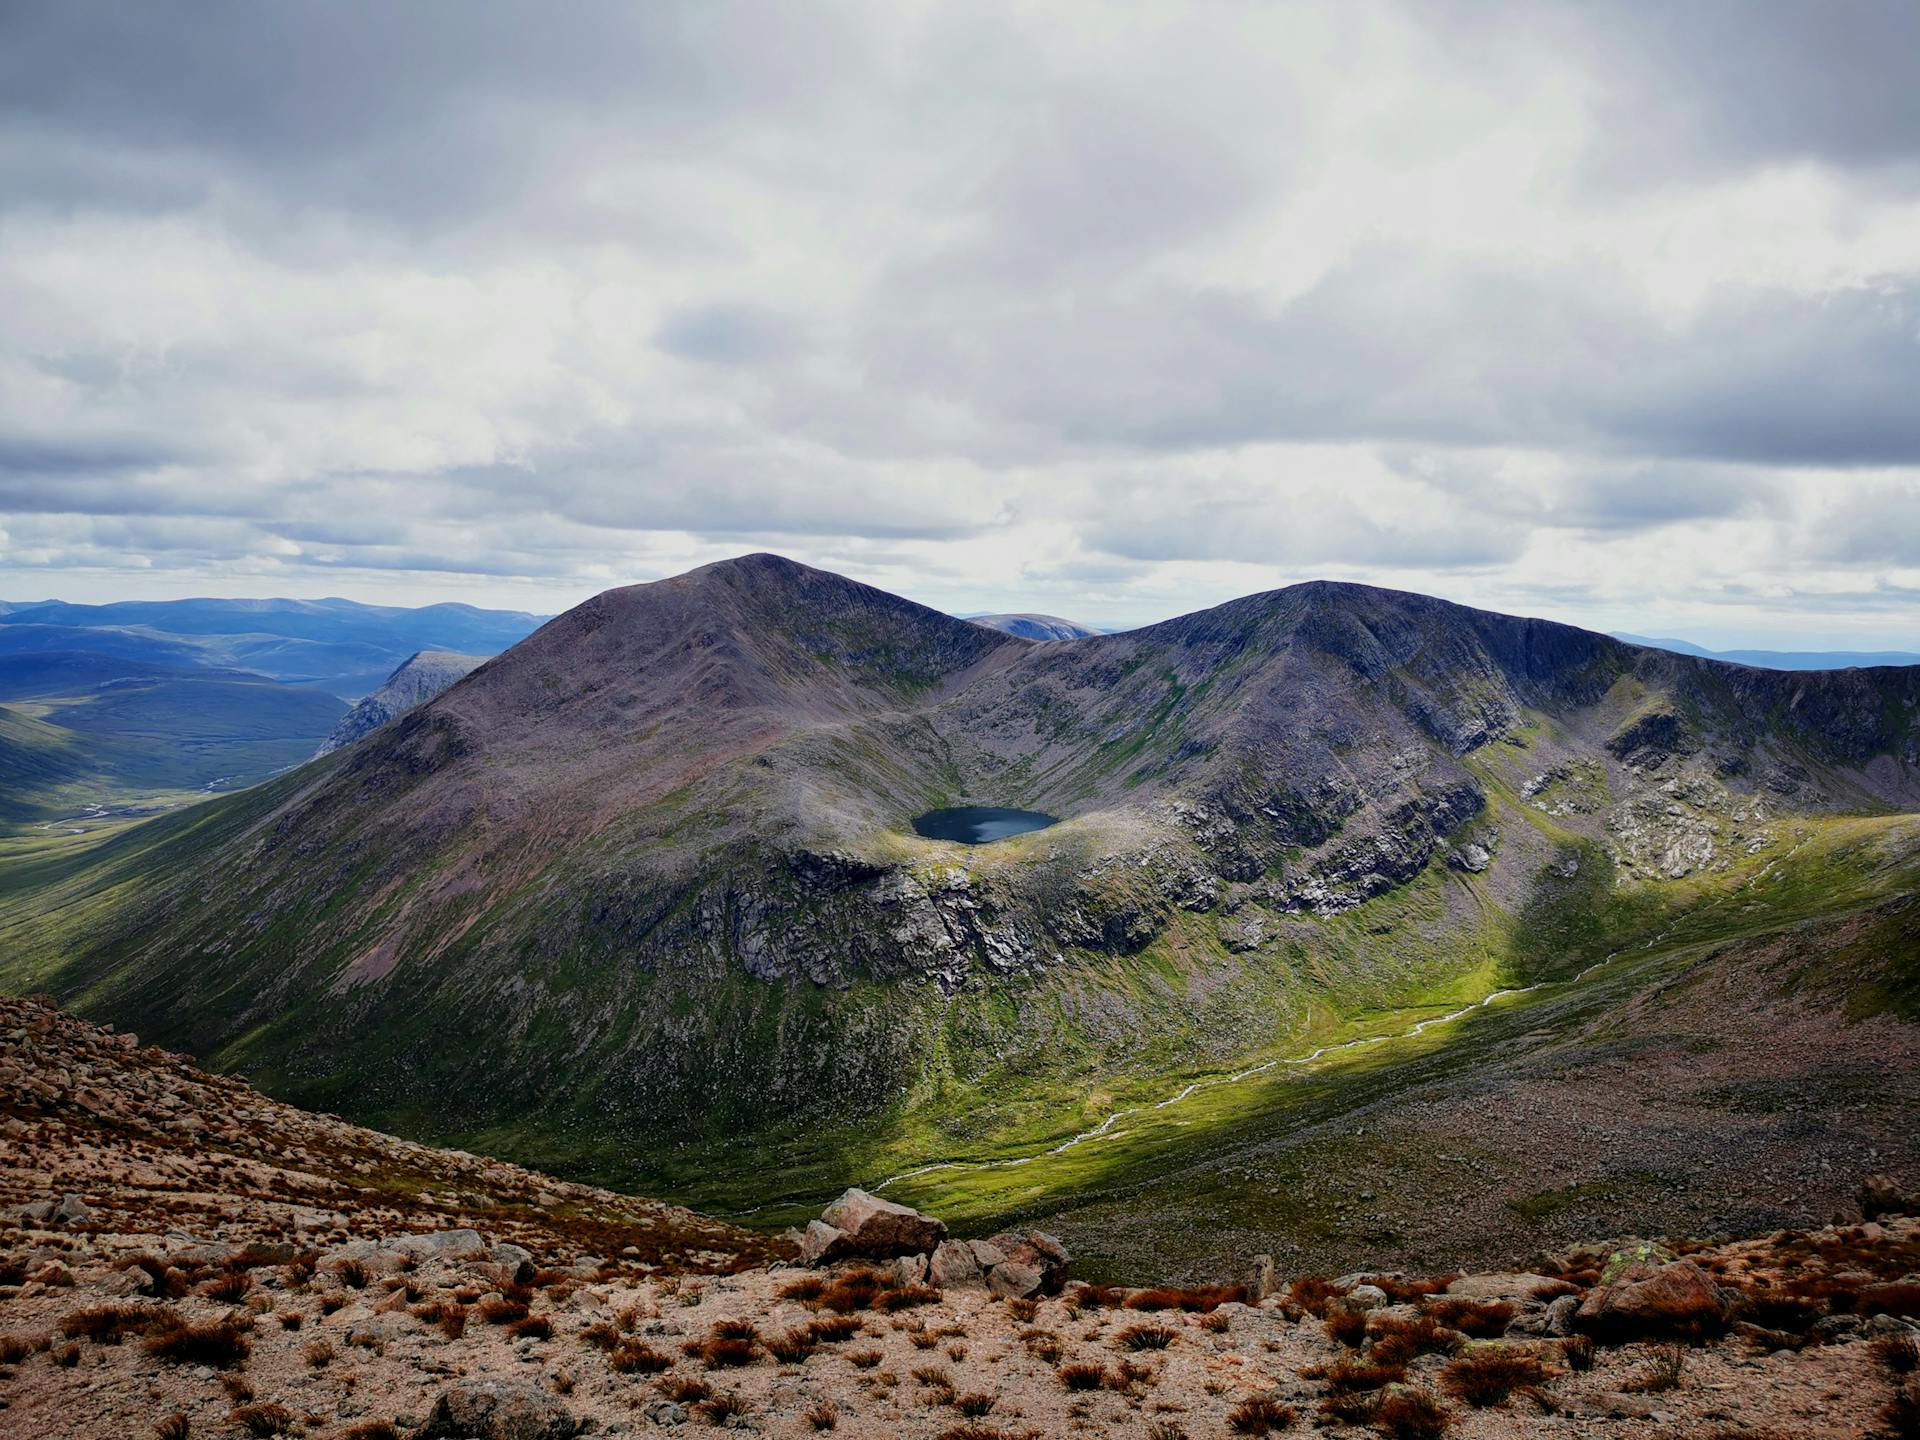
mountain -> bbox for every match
[314,650,489,757]
[968,612,1104,641]
[2,555,1916,1272]
[0,596,547,697]
[1613,632,1920,671]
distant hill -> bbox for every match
[0,596,547,698]
[0,596,544,826]
[1613,632,1920,671]
[0,671,345,826]
[967,612,1103,641]
[315,650,489,757]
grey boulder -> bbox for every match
[412,1379,578,1440]
[812,1188,946,1260]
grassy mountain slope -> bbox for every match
[1,556,1916,1273]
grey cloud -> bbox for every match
[860,251,1920,468]
[656,304,806,366]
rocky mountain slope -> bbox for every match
[2,555,1917,1253]
[5,994,1918,1440]
[313,652,489,758]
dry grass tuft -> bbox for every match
[508,1314,553,1341]
[779,1275,827,1303]
[1438,1346,1550,1406]
[808,1315,861,1344]
[1369,1313,1463,1367]
[411,1300,467,1340]
[303,1337,334,1368]
[1287,1276,1343,1318]
[1873,1334,1920,1376]
[1881,1378,1920,1440]
[1123,1284,1247,1313]
[1117,1322,1179,1351]
[1424,1298,1514,1339]
[1625,1344,1688,1394]
[805,1399,838,1430]
[608,1340,671,1374]
[144,1317,251,1369]
[1373,1388,1454,1439]
[766,1328,818,1363]
[1058,1363,1108,1391]
[153,1415,190,1440]
[228,1404,294,1438]
[1323,1306,1369,1347]
[1226,1390,1296,1434]
[0,1333,41,1363]
[61,1302,174,1343]
[201,1272,251,1303]
[694,1392,752,1425]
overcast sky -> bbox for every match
[2,1,1918,647]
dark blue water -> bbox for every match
[912,806,1058,845]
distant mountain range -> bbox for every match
[1612,633,1920,670]
[0,596,547,697]
[967,612,1105,641]
[0,597,546,827]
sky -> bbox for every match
[1,1,1918,649]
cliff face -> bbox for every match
[4,557,1917,1203]
[313,650,490,757]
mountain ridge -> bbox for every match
[2,554,1916,1262]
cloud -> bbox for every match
[0,0,1915,648]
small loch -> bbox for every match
[911,806,1058,845]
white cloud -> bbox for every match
[0,0,1915,648]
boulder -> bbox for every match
[816,1189,946,1259]
[888,1252,929,1286]
[1346,1284,1389,1311]
[968,1240,1008,1270]
[490,1243,535,1268]
[1598,1242,1674,1286]
[987,1230,1071,1294]
[929,1240,983,1289]
[1248,1254,1277,1304]
[987,1260,1044,1299]
[800,1220,850,1267]
[1445,1272,1560,1301]
[1860,1174,1913,1220]
[412,1379,579,1440]
[1575,1259,1729,1340]
[391,1229,489,1261]
[1545,1294,1581,1338]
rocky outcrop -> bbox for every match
[315,649,487,757]
[413,1379,578,1440]
[804,1188,948,1262]
[1575,1257,1731,1340]
[798,1190,1069,1296]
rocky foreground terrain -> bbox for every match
[5,994,1920,1439]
